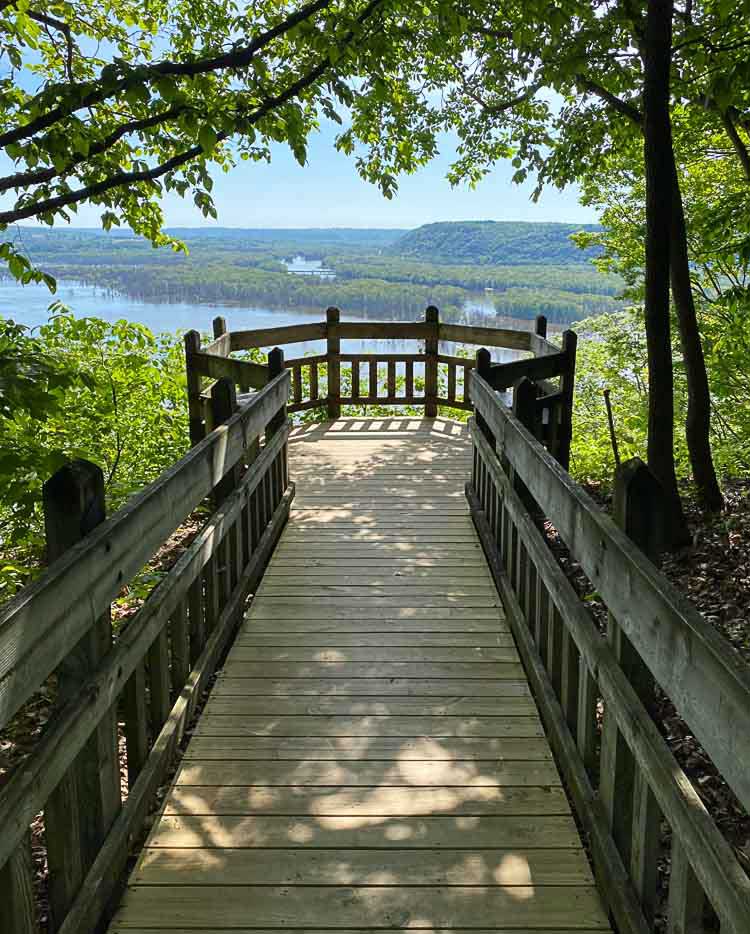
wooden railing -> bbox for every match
[0,358,293,934]
[183,306,576,431]
[467,365,750,934]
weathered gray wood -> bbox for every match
[42,460,120,930]
[54,483,294,934]
[425,305,439,417]
[601,458,663,874]
[169,599,190,695]
[148,628,171,732]
[470,371,750,814]
[467,418,750,931]
[184,329,204,445]
[190,351,268,391]
[528,331,561,356]
[124,662,149,787]
[667,839,704,934]
[440,322,532,350]
[230,322,327,349]
[0,834,37,934]
[466,483,649,934]
[340,352,426,363]
[309,360,319,401]
[329,320,433,340]
[326,307,340,419]
[0,428,293,873]
[0,371,290,732]
[488,350,568,391]
[210,378,240,506]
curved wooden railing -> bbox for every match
[183,306,577,440]
[0,360,293,934]
[467,365,750,934]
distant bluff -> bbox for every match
[391,220,601,265]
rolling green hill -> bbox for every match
[393,221,600,265]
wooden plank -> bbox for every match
[0,371,290,730]
[192,714,541,737]
[233,633,515,646]
[219,661,524,679]
[440,322,532,350]
[202,697,539,717]
[243,607,502,621]
[249,596,503,608]
[210,678,532,697]
[188,351,268,390]
[329,321,433,340]
[146,814,577,849]
[161,783,565,817]
[230,322,327,349]
[226,646,516,662]
[173,757,561,787]
[110,884,609,929]
[133,846,589,885]
[183,736,552,760]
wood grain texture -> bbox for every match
[108,418,609,934]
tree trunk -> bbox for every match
[668,166,724,511]
[642,0,691,546]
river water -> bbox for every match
[0,278,540,363]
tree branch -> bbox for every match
[0,0,334,150]
[0,106,187,194]
[720,109,750,182]
[0,0,387,226]
[576,74,643,124]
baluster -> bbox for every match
[310,361,319,402]
[560,629,581,738]
[387,360,396,400]
[187,575,204,664]
[405,359,414,398]
[352,360,360,401]
[184,329,205,445]
[447,362,456,404]
[668,839,705,934]
[463,364,471,404]
[169,598,190,696]
[546,603,563,695]
[123,662,148,787]
[293,364,302,405]
[369,359,378,400]
[576,667,599,778]
[148,627,171,733]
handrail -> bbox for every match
[184,308,567,424]
[0,370,290,730]
[0,363,294,934]
[467,368,750,934]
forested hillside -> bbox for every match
[394,220,602,264]
[10,225,620,324]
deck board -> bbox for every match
[109,417,610,933]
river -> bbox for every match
[0,277,545,362]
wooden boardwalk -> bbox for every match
[109,418,610,933]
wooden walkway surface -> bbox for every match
[110,418,610,932]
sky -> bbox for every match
[18,119,597,231]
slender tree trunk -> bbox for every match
[642,0,690,546]
[668,166,724,511]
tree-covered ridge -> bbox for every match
[14,226,621,324]
[393,221,603,265]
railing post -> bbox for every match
[326,307,340,420]
[184,329,204,446]
[267,347,288,510]
[210,377,239,505]
[212,315,227,341]
[42,460,121,931]
[535,314,547,340]
[210,377,240,617]
[600,457,664,922]
[424,305,439,417]
[512,377,541,516]
[557,329,577,470]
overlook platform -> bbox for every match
[109,419,610,933]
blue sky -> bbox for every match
[5,119,597,230]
